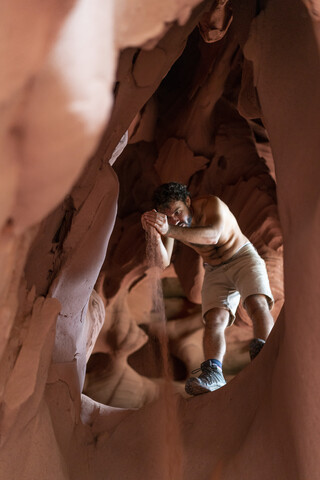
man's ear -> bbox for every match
[186,196,191,207]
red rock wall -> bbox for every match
[2,0,319,479]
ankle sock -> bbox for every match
[208,358,222,369]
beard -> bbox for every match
[179,215,192,227]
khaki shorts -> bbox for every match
[201,243,274,325]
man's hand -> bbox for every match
[141,211,159,238]
[141,210,169,236]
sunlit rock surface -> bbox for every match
[1,0,320,479]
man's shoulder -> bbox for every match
[193,195,222,211]
[193,194,220,204]
[191,195,224,225]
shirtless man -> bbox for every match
[141,182,274,396]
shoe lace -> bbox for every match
[191,365,217,383]
[191,367,201,375]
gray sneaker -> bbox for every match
[185,360,226,396]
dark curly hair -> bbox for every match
[152,182,190,209]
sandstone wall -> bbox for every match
[0,1,319,479]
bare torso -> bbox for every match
[183,196,248,266]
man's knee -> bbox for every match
[245,294,269,317]
[204,308,230,329]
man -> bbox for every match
[141,182,274,396]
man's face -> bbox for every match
[159,198,192,227]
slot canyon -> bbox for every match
[1,0,320,479]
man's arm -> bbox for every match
[156,234,174,268]
[143,199,223,245]
[165,222,221,245]
[141,212,174,268]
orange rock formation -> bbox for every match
[1,0,319,479]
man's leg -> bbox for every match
[203,307,230,362]
[245,294,274,359]
[245,294,274,340]
[185,307,229,396]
